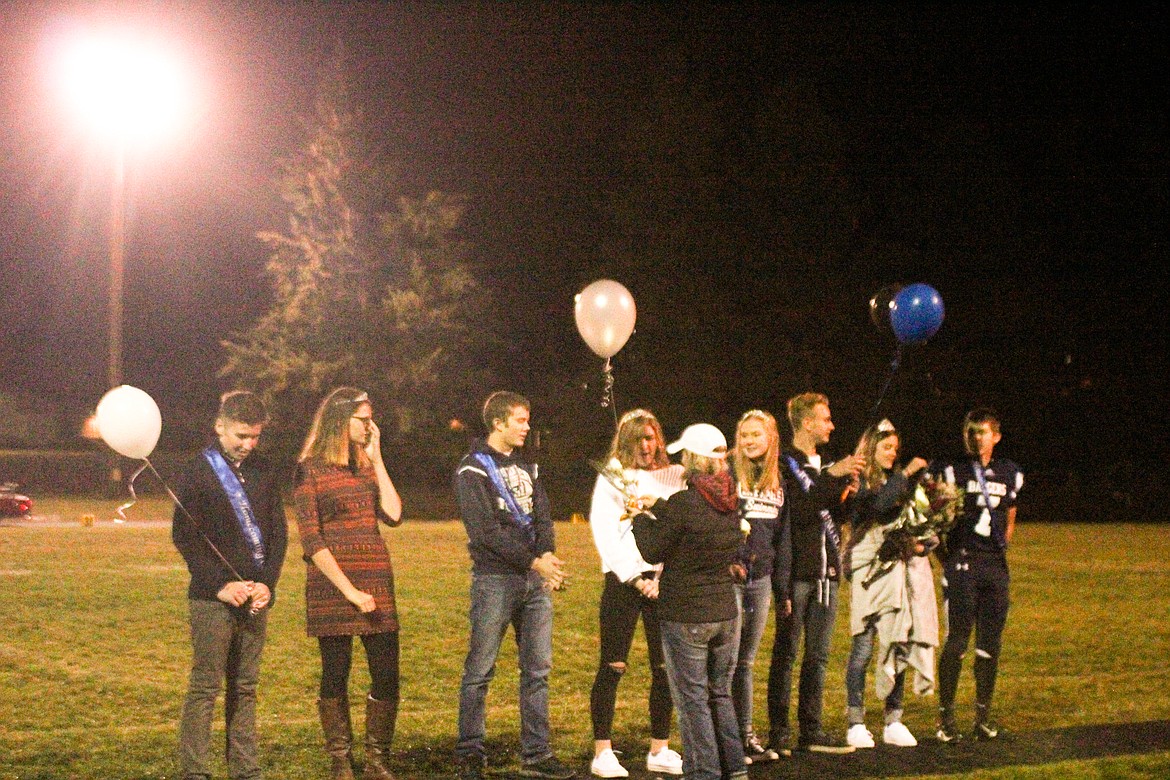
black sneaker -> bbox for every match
[936,720,963,744]
[456,755,486,780]
[743,733,779,764]
[797,731,856,754]
[519,755,577,779]
[974,719,1001,740]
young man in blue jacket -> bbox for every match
[173,391,287,780]
[453,391,574,780]
[767,393,863,755]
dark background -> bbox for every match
[1,3,1166,518]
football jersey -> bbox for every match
[940,458,1023,551]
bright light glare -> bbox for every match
[55,28,189,147]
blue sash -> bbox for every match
[473,452,536,545]
[204,446,265,569]
[785,455,842,602]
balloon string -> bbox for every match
[115,461,150,521]
[869,343,904,419]
[136,457,247,582]
[600,358,618,428]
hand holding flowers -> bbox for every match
[863,474,964,589]
[592,458,654,522]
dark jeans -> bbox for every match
[732,577,772,739]
[590,572,672,741]
[938,549,1010,711]
[456,571,553,764]
[767,579,838,741]
[179,599,268,780]
[318,631,400,702]
[845,620,905,725]
[660,618,745,780]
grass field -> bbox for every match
[2,498,1169,779]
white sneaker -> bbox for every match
[646,747,683,775]
[590,748,629,778]
[883,721,918,747]
[846,723,876,748]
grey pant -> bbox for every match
[179,599,268,780]
[456,571,554,764]
[767,579,838,740]
[732,577,773,739]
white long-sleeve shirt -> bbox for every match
[590,464,687,583]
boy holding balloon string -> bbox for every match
[172,391,287,780]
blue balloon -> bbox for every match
[890,283,945,344]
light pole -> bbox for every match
[53,26,189,483]
[109,142,125,392]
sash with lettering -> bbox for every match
[473,452,537,545]
[203,446,266,569]
[786,455,841,604]
[971,459,1005,548]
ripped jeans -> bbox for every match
[590,572,672,740]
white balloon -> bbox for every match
[95,385,162,459]
[574,279,637,359]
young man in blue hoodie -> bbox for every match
[453,391,575,780]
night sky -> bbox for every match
[1,3,1167,505]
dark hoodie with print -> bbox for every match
[454,438,555,575]
[632,468,743,623]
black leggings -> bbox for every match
[589,572,673,741]
[318,631,400,702]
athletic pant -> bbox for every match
[937,548,1009,713]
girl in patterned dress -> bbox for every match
[295,387,404,780]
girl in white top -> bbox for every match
[588,409,687,779]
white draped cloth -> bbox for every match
[849,523,939,700]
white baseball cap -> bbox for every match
[666,423,727,458]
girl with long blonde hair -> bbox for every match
[729,410,791,763]
[587,409,686,778]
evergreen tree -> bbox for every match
[221,69,491,468]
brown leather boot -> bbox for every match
[363,694,397,780]
[318,696,356,780]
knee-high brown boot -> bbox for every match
[318,696,356,780]
[363,694,397,780]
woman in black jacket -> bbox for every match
[633,423,747,780]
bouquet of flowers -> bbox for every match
[864,475,964,589]
[898,474,964,540]
[591,458,645,522]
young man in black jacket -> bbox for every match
[766,393,863,755]
[173,391,287,780]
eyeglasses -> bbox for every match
[351,415,374,427]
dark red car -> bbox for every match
[0,482,32,518]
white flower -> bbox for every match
[741,518,752,537]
